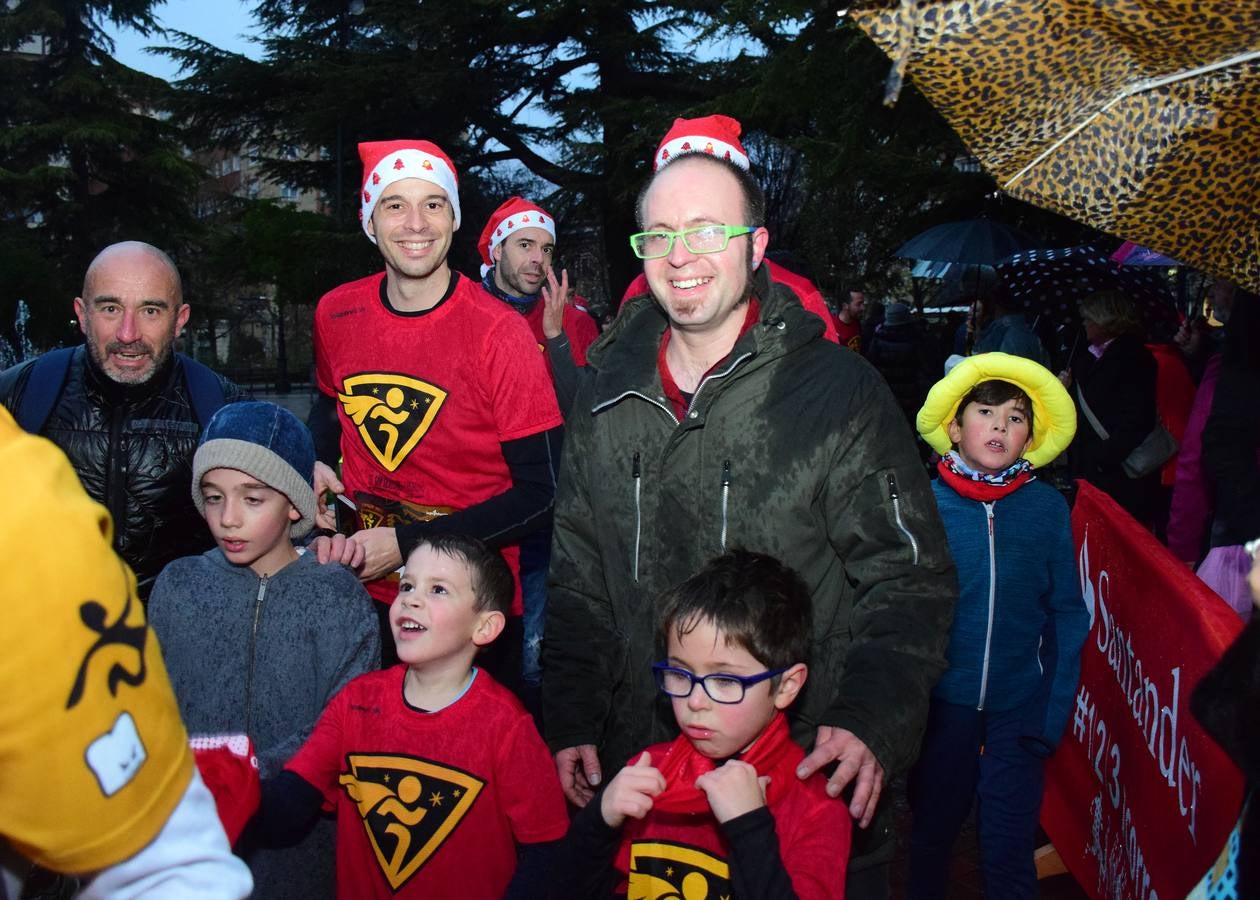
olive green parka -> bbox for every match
[543,269,957,786]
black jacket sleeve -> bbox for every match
[307,391,342,468]
[503,840,559,900]
[720,807,799,899]
[394,425,562,561]
[545,334,580,419]
[549,787,621,898]
[241,771,324,849]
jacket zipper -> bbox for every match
[688,351,753,417]
[105,404,128,533]
[244,575,269,735]
[720,460,731,551]
[977,503,996,711]
[631,452,641,583]
[885,473,920,566]
[592,390,677,425]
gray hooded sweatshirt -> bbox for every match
[150,547,380,899]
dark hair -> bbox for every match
[954,380,1034,437]
[657,549,811,674]
[1078,289,1141,337]
[411,533,512,616]
[635,153,767,231]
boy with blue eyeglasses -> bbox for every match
[553,550,851,898]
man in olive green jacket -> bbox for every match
[542,153,956,886]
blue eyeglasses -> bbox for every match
[652,662,786,704]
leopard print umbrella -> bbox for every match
[849,0,1260,292]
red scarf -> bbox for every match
[936,457,1032,501]
[650,712,801,815]
[658,298,761,420]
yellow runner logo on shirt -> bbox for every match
[337,374,447,472]
[628,840,731,900]
[339,753,483,890]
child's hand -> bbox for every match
[694,760,769,824]
[600,752,665,829]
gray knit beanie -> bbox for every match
[191,401,317,539]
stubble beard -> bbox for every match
[88,333,172,385]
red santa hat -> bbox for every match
[358,139,461,242]
[653,115,750,172]
[477,196,557,276]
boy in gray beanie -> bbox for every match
[148,401,379,900]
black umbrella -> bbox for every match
[895,219,1042,266]
[996,246,1180,342]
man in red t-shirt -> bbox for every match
[835,286,866,354]
[619,115,840,345]
[310,140,563,678]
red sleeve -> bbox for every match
[284,688,347,809]
[764,261,839,345]
[780,790,852,899]
[314,299,335,398]
[563,304,600,366]
[497,714,569,844]
[620,273,649,308]
[480,314,563,443]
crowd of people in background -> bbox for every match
[1,112,1257,900]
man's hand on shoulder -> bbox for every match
[310,533,366,570]
[555,744,602,808]
[346,527,402,582]
[599,751,663,828]
[795,725,885,828]
[695,759,769,824]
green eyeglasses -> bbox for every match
[629,225,758,260]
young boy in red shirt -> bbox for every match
[246,534,568,898]
[553,550,851,898]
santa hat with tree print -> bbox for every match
[358,139,461,242]
[477,196,557,277]
[653,115,751,172]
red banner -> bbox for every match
[1041,482,1245,899]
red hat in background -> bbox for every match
[653,115,750,172]
[358,139,461,242]
[477,196,556,276]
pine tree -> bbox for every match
[0,0,204,347]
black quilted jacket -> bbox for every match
[0,346,240,596]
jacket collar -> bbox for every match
[585,263,823,410]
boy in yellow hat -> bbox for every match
[909,352,1088,898]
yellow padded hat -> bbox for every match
[915,352,1077,469]
[0,406,193,872]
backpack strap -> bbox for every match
[15,348,226,434]
[14,347,78,434]
[176,353,228,428]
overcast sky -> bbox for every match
[107,0,259,81]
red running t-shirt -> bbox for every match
[314,272,562,606]
[287,667,568,898]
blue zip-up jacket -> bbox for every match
[931,476,1088,755]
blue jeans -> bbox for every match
[907,701,1045,899]
[517,527,551,687]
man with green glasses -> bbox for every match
[542,144,957,897]
[618,115,840,343]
